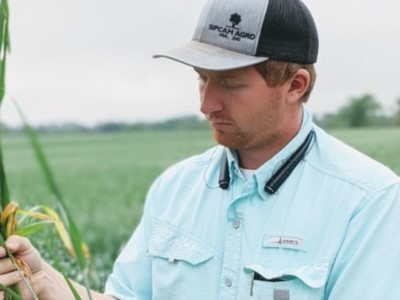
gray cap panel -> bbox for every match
[193,0,270,55]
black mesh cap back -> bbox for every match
[256,0,319,64]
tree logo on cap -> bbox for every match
[208,12,255,42]
[229,13,241,29]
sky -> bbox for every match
[2,0,400,126]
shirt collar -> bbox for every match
[225,107,314,200]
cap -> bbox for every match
[154,0,318,71]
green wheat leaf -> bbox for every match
[0,145,10,210]
[63,274,83,300]
[13,101,63,200]
[0,284,24,300]
[14,100,93,300]
[14,221,53,236]
[0,0,10,103]
[0,0,11,210]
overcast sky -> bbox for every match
[2,0,400,126]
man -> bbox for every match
[1,0,400,299]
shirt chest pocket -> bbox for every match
[244,261,330,300]
[147,220,216,299]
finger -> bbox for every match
[0,247,6,258]
[5,236,31,255]
[0,291,4,300]
[0,270,22,287]
[0,258,16,274]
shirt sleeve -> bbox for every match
[326,183,400,299]
[103,177,162,300]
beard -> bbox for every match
[212,128,248,149]
[207,110,281,151]
[206,113,247,149]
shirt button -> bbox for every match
[232,219,240,229]
[224,276,233,287]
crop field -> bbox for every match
[2,127,400,290]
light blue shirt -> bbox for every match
[104,109,400,299]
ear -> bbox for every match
[286,69,310,104]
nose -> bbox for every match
[199,79,224,115]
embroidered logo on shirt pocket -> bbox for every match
[263,235,307,252]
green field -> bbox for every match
[2,128,400,290]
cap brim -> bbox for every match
[153,41,269,71]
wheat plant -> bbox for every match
[0,1,94,299]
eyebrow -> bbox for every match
[193,68,241,80]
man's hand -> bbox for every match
[0,235,44,299]
[0,235,116,300]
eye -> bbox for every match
[194,69,208,86]
[220,78,243,90]
[197,74,208,90]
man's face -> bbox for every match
[195,66,294,151]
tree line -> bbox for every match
[1,115,210,133]
[1,94,400,133]
[314,94,400,128]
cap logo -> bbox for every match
[208,13,256,42]
[229,13,241,28]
